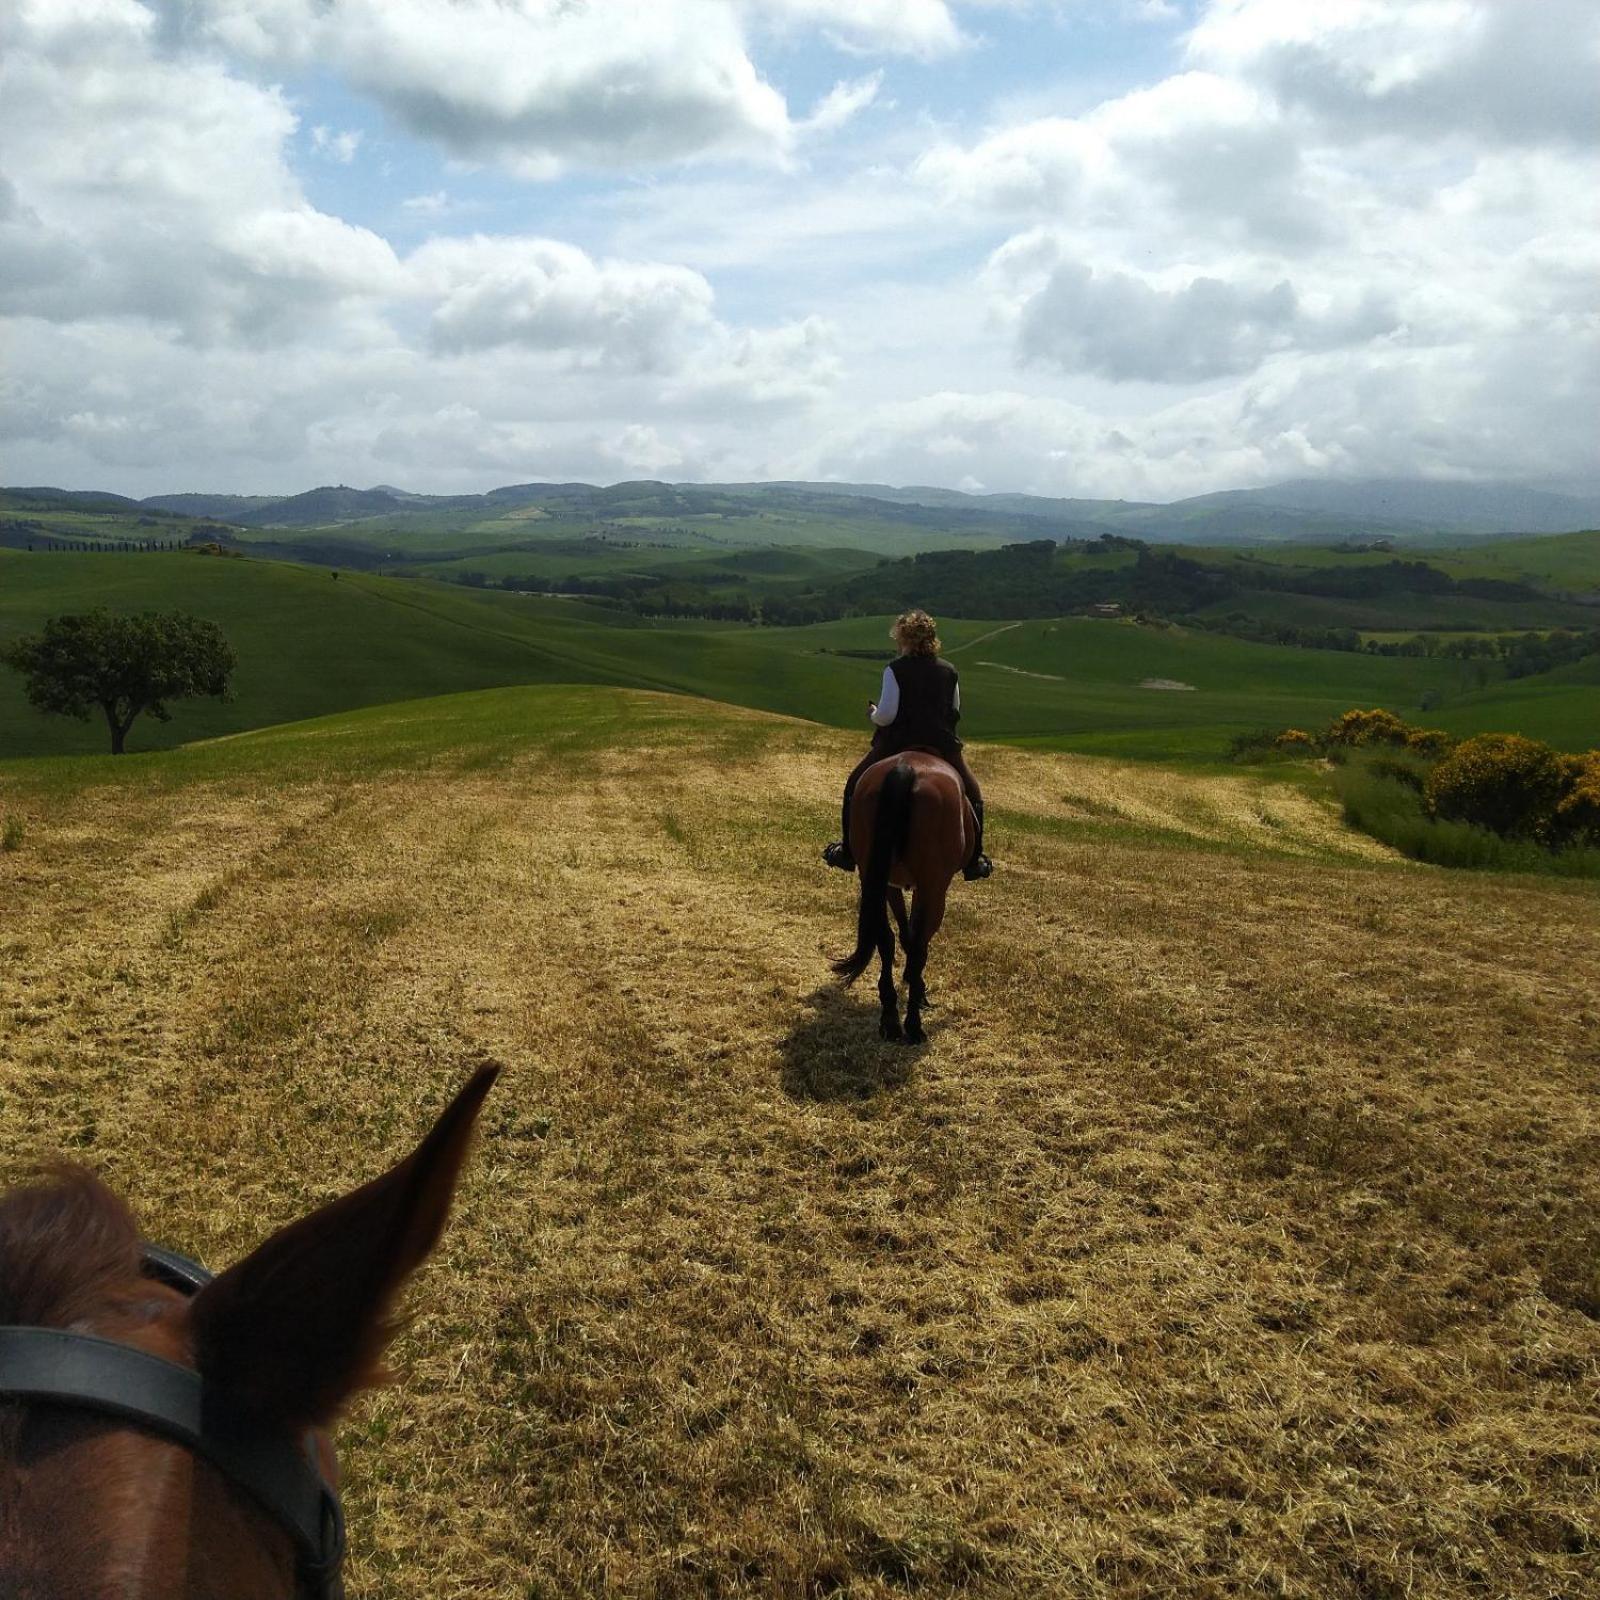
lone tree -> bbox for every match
[2,609,235,754]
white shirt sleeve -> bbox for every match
[870,665,898,726]
[953,679,961,713]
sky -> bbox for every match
[1,0,1596,501]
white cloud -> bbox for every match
[401,191,451,215]
[746,0,965,58]
[0,0,843,494]
[801,73,885,136]
[174,0,796,175]
[412,236,717,368]
[915,71,1324,248]
[989,236,1399,381]
[0,1,400,345]
[1186,0,1600,148]
[3,0,1597,499]
[311,125,363,163]
[665,315,841,409]
[602,422,697,476]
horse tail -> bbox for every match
[833,760,915,984]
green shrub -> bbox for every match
[1424,733,1571,841]
[1334,763,1600,877]
[1228,729,1282,762]
[1367,754,1426,793]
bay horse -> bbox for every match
[833,750,977,1044]
[0,1065,496,1599]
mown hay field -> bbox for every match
[2,686,1598,1598]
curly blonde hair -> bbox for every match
[891,609,941,656]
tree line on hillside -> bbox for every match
[473,536,1594,647]
[1186,615,1600,668]
[817,543,1560,621]
[1224,557,1544,604]
[1,516,239,553]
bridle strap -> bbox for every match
[141,1241,217,1297]
[0,1326,345,1598]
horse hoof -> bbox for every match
[880,1017,902,1041]
[904,1021,925,1045]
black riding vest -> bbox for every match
[886,654,961,749]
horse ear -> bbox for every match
[189,1065,498,1430]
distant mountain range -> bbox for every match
[740,478,1600,539]
[9,476,1600,545]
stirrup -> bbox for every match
[823,841,856,871]
[963,853,993,881]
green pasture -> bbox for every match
[10,549,1593,768]
[0,553,631,757]
[1193,529,1600,592]
[938,617,1470,761]
[1429,528,1600,591]
[1425,655,1600,749]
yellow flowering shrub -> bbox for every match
[1274,729,1314,749]
[1402,727,1454,755]
[1423,733,1571,840]
[1322,708,1411,747]
[1554,750,1600,846]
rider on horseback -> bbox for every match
[823,609,992,881]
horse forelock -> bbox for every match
[0,1164,144,1329]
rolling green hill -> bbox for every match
[1193,529,1600,594]
[19,477,1600,566]
[10,548,1592,766]
[0,553,632,757]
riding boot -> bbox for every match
[824,794,857,870]
[963,797,992,881]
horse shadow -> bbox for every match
[778,984,922,1101]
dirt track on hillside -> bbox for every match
[3,703,1598,1599]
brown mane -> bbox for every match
[0,1164,143,1328]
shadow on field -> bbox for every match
[779,984,919,1101]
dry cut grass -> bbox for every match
[1,687,1597,1599]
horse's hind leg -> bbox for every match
[888,887,911,952]
[902,936,927,1045]
[903,883,946,1045]
[876,901,901,1040]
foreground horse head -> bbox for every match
[833,751,975,1044]
[0,1065,497,1599]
